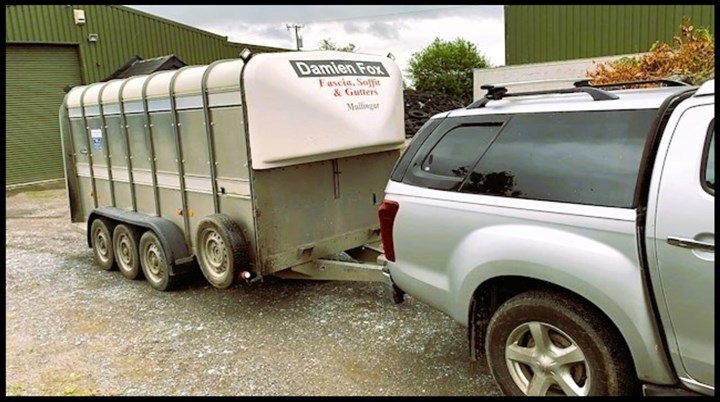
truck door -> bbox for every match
[653,104,714,388]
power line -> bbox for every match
[296,6,471,25]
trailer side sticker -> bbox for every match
[90,128,103,150]
[289,60,389,78]
[290,59,390,111]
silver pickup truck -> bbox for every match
[379,79,714,396]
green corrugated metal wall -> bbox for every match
[505,5,715,65]
[5,5,287,185]
[6,45,83,185]
[5,5,286,83]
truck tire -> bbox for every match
[113,224,143,280]
[485,290,635,396]
[90,218,116,271]
[139,231,177,291]
[195,214,248,289]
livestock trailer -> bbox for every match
[60,50,404,291]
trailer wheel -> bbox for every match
[196,214,247,289]
[113,224,143,280]
[139,231,177,291]
[91,218,116,271]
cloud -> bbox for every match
[127,5,506,80]
[129,5,493,25]
[343,22,363,34]
[366,21,403,40]
[340,20,405,40]
[258,25,291,41]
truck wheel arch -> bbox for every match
[468,276,634,374]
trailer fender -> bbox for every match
[87,207,194,275]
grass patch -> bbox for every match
[7,383,23,396]
[25,190,62,200]
[42,372,99,396]
[62,386,97,396]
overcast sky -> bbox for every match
[128,5,505,83]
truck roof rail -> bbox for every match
[467,85,618,109]
[573,78,691,88]
[477,77,589,89]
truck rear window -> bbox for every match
[458,110,658,208]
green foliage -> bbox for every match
[589,17,714,86]
[407,38,491,103]
[318,38,356,53]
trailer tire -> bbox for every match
[139,231,177,291]
[91,218,116,271]
[113,224,143,280]
[196,214,248,289]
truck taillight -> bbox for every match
[378,200,399,262]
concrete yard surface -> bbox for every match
[5,188,501,396]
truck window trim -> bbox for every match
[700,119,714,195]
[633,89,697,209]
[389,117,443,182]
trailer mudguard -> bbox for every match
[87,207,194,275]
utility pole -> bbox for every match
[286,24,304,50]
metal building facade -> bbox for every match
[5,5,284,83]
[5,5,287,185]
[504,5,715,65]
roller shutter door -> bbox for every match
[6,45,82,185]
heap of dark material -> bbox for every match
[403,90,467,137]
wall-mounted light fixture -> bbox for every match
[73,9,86,25]
[88,33,98,43]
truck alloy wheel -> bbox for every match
[196,214,247,289]
[485,290,635,396]
[503,321,589,395]
[139,231,176,291]
[91,218,116,271]
[113,224,143,280]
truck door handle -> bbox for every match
[79,148,89,155]
[667,236,715,252]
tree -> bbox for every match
[407,38,490,104]
[318,38,356,53]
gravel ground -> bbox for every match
[5,188,501,396]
